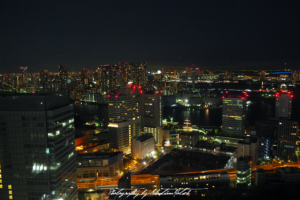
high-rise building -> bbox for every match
[141,91,163,146]
[222,92,247,136]
[275,92,292,119]
[236,156,252,187]
[81,68,88,84]
[58,65,68,85]
[0,92,77,200]
[277,119,299,161]
[107,88,142,154]
[20,66,28,85]
[237,138,258,165]
[119,63,147,88]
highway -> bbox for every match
[77,161,300,189]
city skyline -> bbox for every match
[1,1,300,72]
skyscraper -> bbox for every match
[20,66,28,85]
[277,119,299,161]
[0,92,77,200]
[58,65,68,85]
[107,88,142,154]
[275,92,292,119]
[222,92,247,136]
[141,91,163,146]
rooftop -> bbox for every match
[76,152,123,160]
[133,133,154,142]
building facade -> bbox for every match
[131,134,155,160]
[107,88,141,154]
[222,95,246,136]
[76,152,123,179]
[275,92,292,119]
[277,120,299,161]
[236,156,252,187]
[0,92,77,200]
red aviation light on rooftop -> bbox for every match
[160,90,163,93]
[108,95,110,98]
[225,91,228,94]
[155,91,159,94]
[133,85,136,89]
[222,96,225,99]
[275,93,280,97]
[138,86,141,89]
[241,97,245,100]
[131,91,133,94]
[140,90,143,94]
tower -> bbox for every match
[58,65,67,85]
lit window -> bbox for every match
[8,185,12,189]
[9,195,13,199]
[0,184,2,188]
[9,190,12,194]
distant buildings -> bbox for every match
[76,152,123,178]
[222,93,246,136]
[131,133,155,160]
[275,92,292,119]
[0,92,77,200]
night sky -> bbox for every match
[1,0,299,73]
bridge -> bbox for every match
[77,162,300,190]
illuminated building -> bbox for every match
[81,68,88,84]
[39,69,49,91]
[131,133,155,160]
[106,88,141,154]
[58,65,67,85]
[277,120,299,161]
[275,92,292,119]
[141,90,163,146]
[179,132,200,148]
[222,92,247,136]
[237,138,258,165]
[236,156,252,187]
[0,92,77,200]
[160,172,230,189]
[76,152,123,179]
[20,66,28,85]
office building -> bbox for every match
[141,90,163,146]
[275,92,292,119]
[144,127,163,147]
[119,63,147,88]
[236,156,252,187]
[254,167,300,190]
[237,138,258,165]
[107,88,141,154]
[76,152,123,179]
[131,134,155,160]
[0,92,77,200]
[277,120,299,161]
[222,93,247,136]
[179,132,200,149]
[258,137,271,160]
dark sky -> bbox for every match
[0,0,299,73]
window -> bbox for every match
[8,185,12,189]
[9,190,12,194]
[9,195,13,199]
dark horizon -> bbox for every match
[1,0,299,73]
